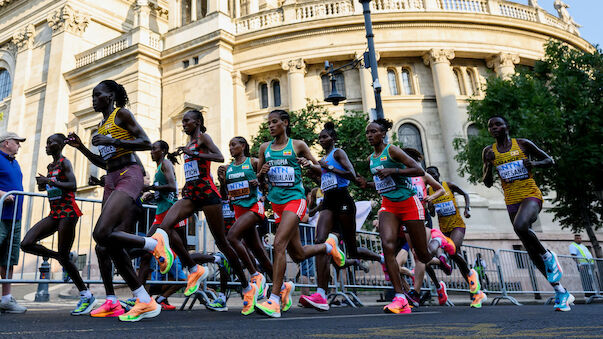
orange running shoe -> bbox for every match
[184,265,208,296]
[256,299,281,318]
[383,296,411,314]
[467,268,481,294]
[326,234,346,267]
[90,299,124,317]
[437,281,448,306]
[241,284,257,316]
[280,281,295,312]
[470,291,487,308]
[430,229,456,256]
[118,298,161,322]
[152,229,174,274]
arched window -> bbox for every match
[453,68,464,96]
[182,0,192,25]
[272,80,281,107]
[259,82,268,109]
[387,69,399,95]
[0,69,11,101]
[466,68,477,96]
[197,0,208,19]
[467,123,479,138]
[398,123,424,164]
[401,68,414,95]
[321,73,346,99]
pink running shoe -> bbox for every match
[380,254,390,281]
[431,229,456,255]
[299,293,329,311]
[438,255,452,275]
[383,296,411,314]
[437,281,448,306]
[90,299,125,317]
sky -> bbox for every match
[515,0,602,47]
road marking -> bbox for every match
[259,311,439,321]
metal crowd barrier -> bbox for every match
[2,191,603,307]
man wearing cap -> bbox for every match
[0,131,26,313]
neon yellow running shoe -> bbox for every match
[241,284,257,316]
[118,299,161,322]
[256,299,281,318]
[280,281,295,312]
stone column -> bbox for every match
[487,52,520,79]
[355,51,375,117]
[422,49,464,183]
[8,24,35,137]
[248,0,259,14]
[232,71,249,137]
[423,0,440,10]
[169,0,181,28]
[281,58,306,112]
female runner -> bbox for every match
[218,136,274,315]
[21,134,91,315]
[254,110,345,318]
[358,118,432,314]
[298,122,381,311]
[482,116,571,311]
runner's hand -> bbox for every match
[464,209,471,218]
[65,133,83,148]
[92,134,115,146]
[259,163,271,175]
[356,175,367,188]
[36,173,50,186]
[297,157,311,168]
[375,168,395,179]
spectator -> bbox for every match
[569,234,595,295]
[0,132,26,313]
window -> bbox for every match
[193,56,199,65]
[259,83,268,109]
[401,69,413,95]
[467,123,479,138]
[321,73,346,99]
[197,0,207,19]
[183,60,190,68]
[182,0,192,25]
[272,80,281,107]
[398,123,424,165]
[0,69,10,101]
[387,69,399,95]
[453,69,464,95]
[466,68,477,96]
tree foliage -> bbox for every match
[454,41,603,233]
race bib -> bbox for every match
[435,201,456,217]
[267,166,295,187]
[414,185,424,200]
[184,161,200,182]
[222,202,235,219]
[227,180,251,200]
[321,172,338,191]
[46,185,63,201]
[98,145,116,161]
[153,181,161,201]
[374,175,396,194]
[497,160,529,183]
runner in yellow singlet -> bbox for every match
[482,115,572,312]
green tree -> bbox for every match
[454,41,603,256]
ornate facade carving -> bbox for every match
[11,24,35,50]
[148,1,169,19]
[486,52,520,69]
[422,49,455,66]
[0,0,15,8]
[281,58,306,73]
[47,5,90,34]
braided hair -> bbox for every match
[233,136,250,157]
[99,80,129,107]
[372,118,393,132]
[188,109,207,133]
[156,140,180,165]
[322,121,337,140]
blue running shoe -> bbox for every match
[543,250,563,283]
[71,295,97,315]
[207,296,228,312]
[554,290,574,312]
[216,252,231,275]
[119,298,137,312]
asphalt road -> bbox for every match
[1,302,602,338]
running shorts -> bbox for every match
[272,199,307,224]
[506,197,542,214]
[233,201,265,220]
[379,195,425,222]
[322,188,355,215]
[104,163,144,201]
[182,179,222,211]
[49,196,82,219]
[152,210,187,228]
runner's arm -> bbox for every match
[448,181,471,217]
[482,145,495,188]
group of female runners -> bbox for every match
[19,79,573,321]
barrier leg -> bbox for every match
[491,251,522,306]
[586,264,603,304]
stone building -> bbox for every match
[0,0,599,256]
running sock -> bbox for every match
[156,296,166,303]
[325,242,333,253]
[80,290,92,299]
[143,237,158,252]
[394,293,406,299]
[189,265,199,274]
[214,255,221,264]
[553,283,567,294]
[432,237,442,247]
[106,295,118,303]
[317,288,326,299]
[133,286,152,303]
[269,293,281,303]
[541,251,552,261]
[380,255,385,264]
[242,284,252,294]
[1,294,12,303]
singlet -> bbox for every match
[411,176,427,201]
[222,199,236,229]
[183,138,214,184]
[320,148,350,192]
[97,107,135,161]
[226,157,259,208]
[154,163,177,215]
[264,138,305,204]
[369,144,416,202]
[492,138,542,205]
[428,181,465,233]
[46,157,76,205]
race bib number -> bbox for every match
[184,161,200,182]
[374,175,396,194]
[435,201,456,217]
[497,160,529,182]
[267,166,295,187]
[98,145,116,161]
[153,181,161,201]
[46,185,63,201]
[414,185,424,200]
[321,172,338,192]
[222,202,235,219]
[227,181,251,200]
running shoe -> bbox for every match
[407,290,420,307]
[299,293,329,311]
[71,295,97,316]
[241,284,257,316]
[554,290,574,312]
[280,281,295,312]
[383,296,411,314]
[430,229,456,255]
[90,299,125,317]
[250,273,267,300]
[120,298,137,312]
[118,298,161,322]
[152,229,174,274]
[255,299,281,318]
[438,255,452,275]
[543,250,563,284]
[184,265,209,296]
[326,234,346,267]
[467,268,481,294]
[207,296,228,312]
[356,260,370,273]
[403,290,419,308]
[0,296,26,314]
[380,254,390,281]
[157,298,176,311]
[436,281,448,306]
[215,252,231,275]
[419,290,432,306]
[470,291,487,308]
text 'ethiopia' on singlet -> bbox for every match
[264,138,305,204]
[97,107,135,161]
[320,148,350,192]
[492,138,542,205]
[226,157,260,208]
[154,163,177,215]
[369,144,416,202]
